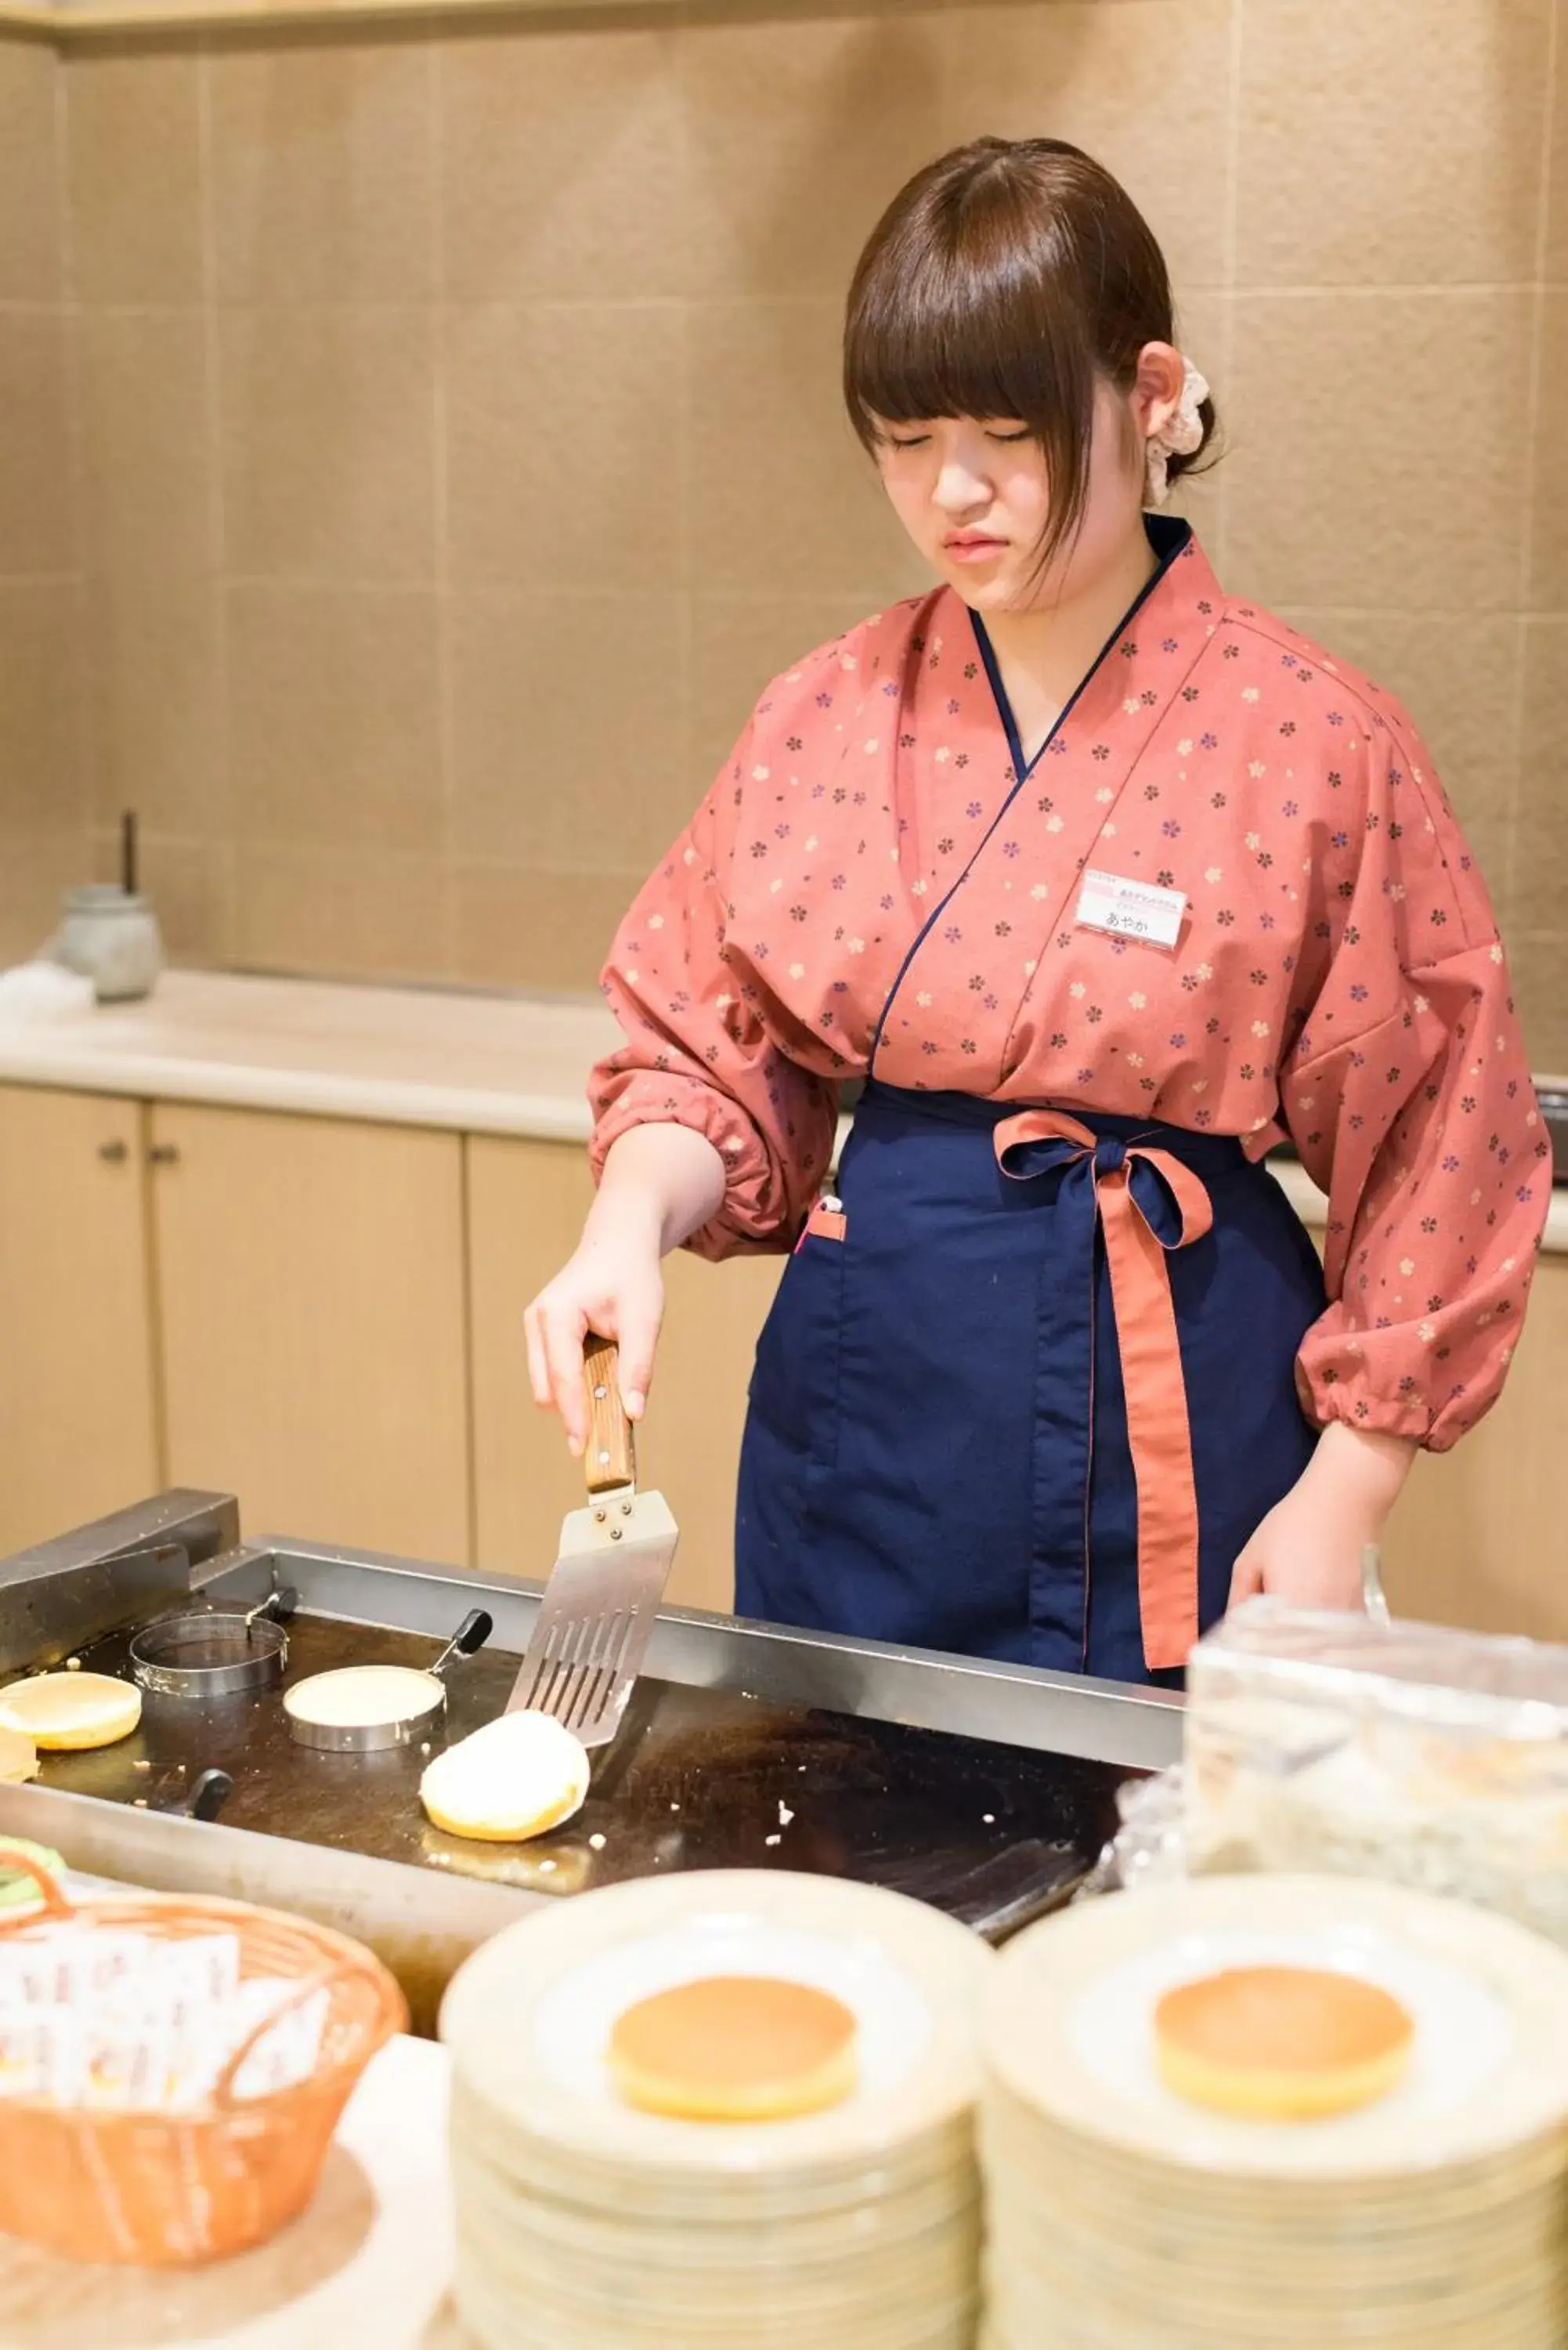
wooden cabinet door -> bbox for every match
[0,1084,158,1553]
[150,1104,469,1564]
[1383,1253,1568,1641]
[467,1137,782,1614]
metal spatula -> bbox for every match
[1362,1543,1393,1628]
[504,1333,679,1748]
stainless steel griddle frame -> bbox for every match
[0,1491,1182,2024]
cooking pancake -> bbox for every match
[0,1726,38,1784]
[1154,1964,1414,2120]
[608,1975,859,2121]
[0,1672,140,1752]
[420,1709,589,1843]
[284,1664,443,1731]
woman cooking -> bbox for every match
[526,137,1548,1689]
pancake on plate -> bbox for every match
[1154,1964,1414,2120]
[608,1974,859,2121]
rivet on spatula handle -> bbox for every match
[583,1332,635,1498]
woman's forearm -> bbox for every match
[1302,1419,1417,1528]
[589,1123,728,1259]
[526,1124,728,1441]
[1230,1418,1418,1610]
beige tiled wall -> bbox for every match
[7,0,1565,1068]
[0,31,87,959]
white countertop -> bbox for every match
[0,2034,467,2347]
[0,967,1562,1251]
[0,969,620,1144]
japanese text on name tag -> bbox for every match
[1075,870,1186,950]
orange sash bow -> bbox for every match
[993,1109,1215,1672]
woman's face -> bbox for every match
[873,366,1162,616]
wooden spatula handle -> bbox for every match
[583,1332,636,1495]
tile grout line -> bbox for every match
[196,36,238,961]
[8,283,1553,317]
[193,575,926,603]
[674,0,696,841]
[211,574,446,596]
[674,306,697,837]
[428,27,457,981]
[1204,280,1546,301]
[0,295,106,316]
[51,38,94,859]
[1503,0,1559,927]
[1214,0,1245,580]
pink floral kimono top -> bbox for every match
[591,526,1548,1457]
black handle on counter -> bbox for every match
[430,1607,493,1680]
[184,1768,233,1823]
[244,1585,298,1632]
[151,1767,233,1823]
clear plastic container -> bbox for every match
[1184,1598,1568,1945]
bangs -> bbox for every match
[844,183,1095,443]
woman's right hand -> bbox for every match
[525,1217,666,1456]
[526,1122,728,1455]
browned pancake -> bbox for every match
[608,1975,859,2121]
[1154,1965,1414,2120]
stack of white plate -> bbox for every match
[981,1873,1568,2350]
[441,1869,993,2350]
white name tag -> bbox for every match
[1075,869,1186,949]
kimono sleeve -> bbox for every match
[1280,705,1549,1451]
[588,728,838,1262]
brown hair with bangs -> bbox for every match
[844,136,1218,577]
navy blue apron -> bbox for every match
[734,527,1324,1687]
[735,1083,1324,1687]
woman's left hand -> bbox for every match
[1229,1421,1418,1614]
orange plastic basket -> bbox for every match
[0,1843,408,2265]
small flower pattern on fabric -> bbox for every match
[591,533,1546,1452]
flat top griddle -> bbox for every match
[15,1612,1133,1940]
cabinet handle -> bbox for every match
[148,1144,180,1166]
[97,1139,128,1165]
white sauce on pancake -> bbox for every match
[284,1665,442,1729]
